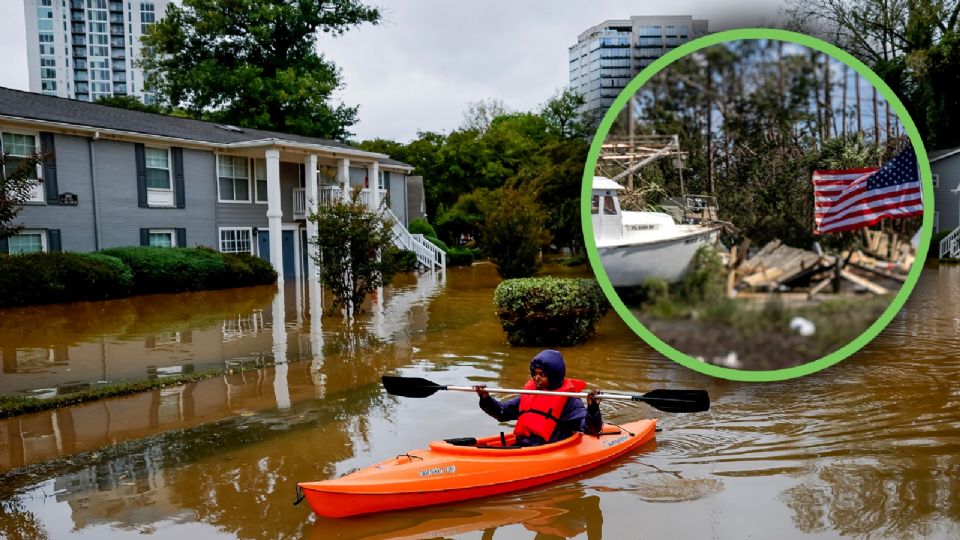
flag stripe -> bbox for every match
[815,184,920,213]
[817,205,923,234]
[811,148,922,235]
[817,195,923,226]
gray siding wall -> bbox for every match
[96,141,217,249]
[17,133,96,252]
[388,172,408,226]
[349,165,367,189]
[215,160,299,232]
[933,155,960,233]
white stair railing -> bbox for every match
[383,207,445,270]
[941,225,960,258]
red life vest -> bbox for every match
[514,378,587,441]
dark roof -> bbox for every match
[929,146,960,163]
[0,87,413,168]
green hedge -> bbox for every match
[409,218,438,238]
[493,277,608,346]
[100,246,275,294]
[446,247,474,266]
[0,252,134,308]
[0,247,277,308]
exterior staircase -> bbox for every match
[940,226,960,258]
[384,207,446,270]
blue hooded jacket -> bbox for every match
[479,350,603,446]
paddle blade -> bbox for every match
[381,375,446,398]
[634,389,710,413]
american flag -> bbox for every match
[812,148,923,235]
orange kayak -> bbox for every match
[298,419,656,518]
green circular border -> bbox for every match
[581,28,932,382]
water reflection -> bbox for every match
[0,264,959,539]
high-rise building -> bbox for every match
[569,16,708,117]
[24,0,170,103]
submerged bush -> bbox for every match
[494,277,608,346]
[446,247,474,267]
[100,246,276,294]
[0,252,133,308]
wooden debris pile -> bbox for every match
[727,231,913,299]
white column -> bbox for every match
[304,154,319,281]
[271,288,290,409]
[266,148,283,283]
[367,161,380,211]
[338,158,350,202]
[308,277,325,389]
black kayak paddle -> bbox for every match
[381,375,709,413]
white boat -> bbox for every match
[591,176,720,286]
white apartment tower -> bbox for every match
[24,0,170,103]
[569,16,708,116]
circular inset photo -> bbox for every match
[582,29,932,381]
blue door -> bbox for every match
[258,230,297,278]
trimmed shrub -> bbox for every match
[101,246,225,293]
[408,218,438,238]
[494,277,608,346]
[220,251,278,286]
[385,248,419,273]
[446,247,474,267]
[0,252,133,308]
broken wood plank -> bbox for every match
[840,269,889,294]
[808,276,834,299]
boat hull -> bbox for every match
[598,227,719,286]
[299,419,656,518]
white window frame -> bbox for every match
[253,158,268,204]
[144,146,174,207]
[932,173,940,189]
[1,130,44,203]
[7,229,48,254]
[217,154,251,203]
[218,227,254,254]
[147,228,176,248]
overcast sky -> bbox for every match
[0,1,784,142]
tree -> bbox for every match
[480,187,551,279]
[95,95,162,114]
[140,0,380,140]
[308,191,396,316]
[461,98,510,133]
[1,150,44,240]
[541,89,592,140]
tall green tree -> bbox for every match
[481,187,552,279]
[786,0,960,148]
[1,150,44,240]
[141,0,379,140]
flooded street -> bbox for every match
[1,263,959,538]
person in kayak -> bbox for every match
[474,349,602,446]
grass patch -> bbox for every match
[0,368,250,418]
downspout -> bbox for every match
[89,131,102,250]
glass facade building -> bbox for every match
[569,16,708,117]
[24,0,170,103]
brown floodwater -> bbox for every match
[1,262,959,539]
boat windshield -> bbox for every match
[603,196,617,215]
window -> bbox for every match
[148,229,175,247]
[935,211,940,233]
[218,155,250,202]
[603,196,617,215]
[591,195,600,214]
[7,231,46,254]
[1,132,43,202]
[144,147,173,206]
[932,173,940,188]
[219,227,253,254]
[254,158,268,203]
